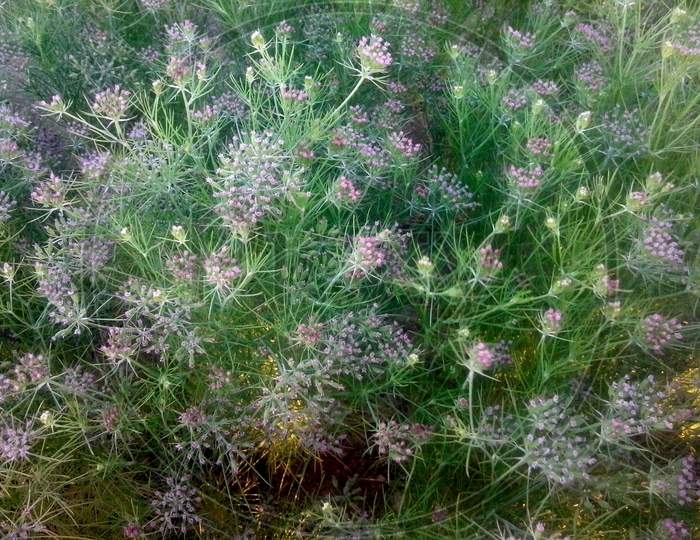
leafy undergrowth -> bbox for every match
[0,0,699,538]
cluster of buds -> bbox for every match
[91,85,131,121]
[539,308,564,337]
[356,35,393,75]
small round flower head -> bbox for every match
[31,172,68,209]
[599,106,650,160]
[626,190,648,212]
[349,105,369,125]
[167,251,198,282]
[412,165,477,218]
[62,366,97,397]
[148,475,201,535]
[667,22,700,57]
[179,406,207,428]
[335,175,362,204]
[531,79,559,97]
[574,22,614,52]
[345,226,409,280]
[593,265,619,297]
[466,341,512,372]
[507,164,544,191]
[92,85,132,120]
[294,322,325,347]
[575,61,607,93]
[526,138,552,158]
[372,419,431,464]
[385,98,405,114]
[540,308,563,336]
[203,248,242,294]
[276,20,294,37]
[642,218,685,269]
[80,152,111,180]
[601,374,676,441]
[524,395,597,485]
[13,353,49,388]
[502,88,528,111]
[356,35,393,74]
[642,313,682,353]
[101,406,121,433]
[388,130,421,159]
[280,86,309,103]
[0,419,36,463]
[504,25,536,49]
[478,245,503,275]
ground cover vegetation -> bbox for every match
[0,0,699,538]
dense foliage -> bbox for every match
[0,0,698,538]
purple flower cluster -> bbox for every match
[385,98,405,114]
[507,164,544,191]
[524,395,597,486]
[148,476,201,536]
[276,20,294,36]
[203,248,243,294]
[467,341,512,372]
[642,219,685,268]
[35,261,83,331]
[675,455,700,505]
[80,152,112,180]
[540,308,563,336]
[526,138,552,159]
[602,375,675,440]
[0,191,16,222]
[31,172,68,209]
[642,313,682,353]
[574,22,613,51]
[0,137,21,162]
[335,175,362,204]
[92,85,131,119]
[531,79,559,97]
[413,165,477,217]
[209,131,291,238]
[321,309,416,378]
[356,35,393,73]
[62,365,97,397]
[0,420,36,463]
[660,519,691,540]
[349,105,369,125]
[280,86,309,103]
[372,419,432,464]
[347,227,408,279]
[575,61,607,93]
[0,104,30,131]
[67,237,113,277]
[400,34,436,63]
[599,107,649,160]
[0,353,49,404]
[502,88,529,111]
[212,92,249,121]
[593,265,620,297]
[478,245,504,275]
[667,23,700,57]
[167,251,198,282]
[294,322,324,347]
[388,130,421,159]
[504,26,536,49]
